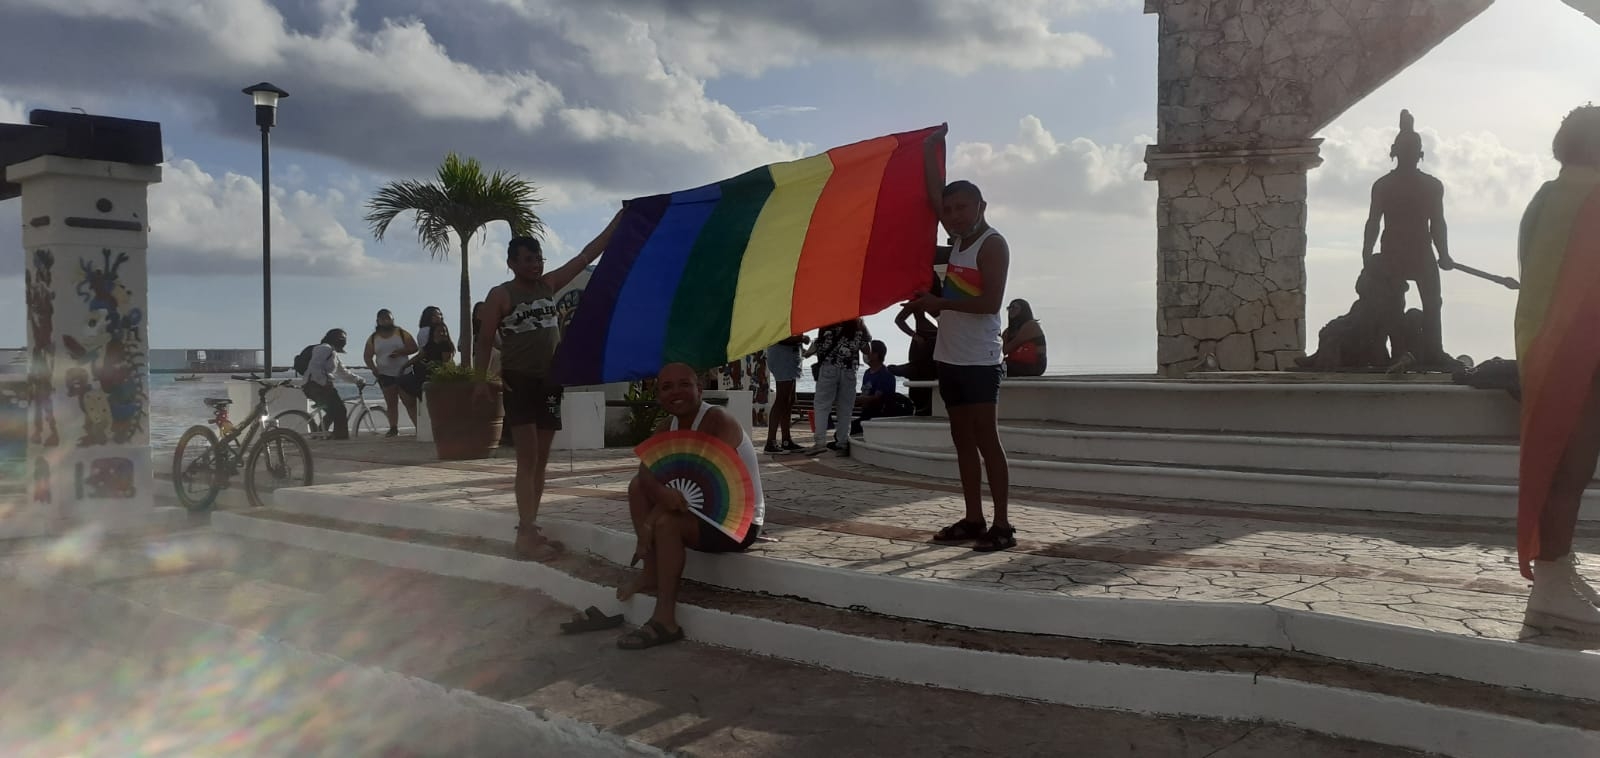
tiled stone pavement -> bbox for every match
[297,440,1600,648]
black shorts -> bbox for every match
[501,370,563,430]
[937,362,1003,408]
[697,521,761,553]
[376,374,399,388]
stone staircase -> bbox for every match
[862,376,1595,519]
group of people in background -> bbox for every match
[297,305,460,440]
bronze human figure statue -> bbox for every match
[1361,109,1456,367]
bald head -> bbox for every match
[659,362,697,383]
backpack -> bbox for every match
[293,344,319,377]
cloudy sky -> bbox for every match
[1,0,1596,373]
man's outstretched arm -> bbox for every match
[544,208,625,293]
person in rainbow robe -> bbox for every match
[614,362,765,650]
[1516,104,1600,636]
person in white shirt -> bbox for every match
[907,124,1015,553]
[303,329,366,440]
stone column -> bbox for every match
[1142,0,1493,377]
[1147,143,1321,375]
[12,155,162,521]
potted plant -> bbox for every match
[423,362,503,460]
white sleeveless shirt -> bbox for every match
[933,227,1004,366]
[371,330,410,377]
[670,402,765,526]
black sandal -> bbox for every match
[617,620,684,650]
[973,525,1018,553]
[560,606,625,635]
[933,518,987,543]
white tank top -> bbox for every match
[670,402,765,526]
[933,227,1004,366]
[371,330,410,377]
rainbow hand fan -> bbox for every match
[635,430,757,543]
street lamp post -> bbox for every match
[243,82,288,377]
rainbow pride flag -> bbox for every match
[555,125,942,385]
[1515,166,1600,578]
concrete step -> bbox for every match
[215,487,1600,703]
[207,504,1600,758]
[990,377,1520,439]
[850,436,1600,521]
[865,417,1531,481]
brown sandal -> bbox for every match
[513,524,563,560]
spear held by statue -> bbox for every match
[1443,260,1520,290]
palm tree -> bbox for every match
[365,153,544,369]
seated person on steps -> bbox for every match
[615,362,766,650]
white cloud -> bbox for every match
[501,0,1120,77]
[745,105,820,120]
[951,115,1155,217]
[0,0,809,198]
[0,91,25,123]
[146,157,377,277]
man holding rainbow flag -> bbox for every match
[1516,104,1600,636]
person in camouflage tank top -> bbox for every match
[476,208,624,560]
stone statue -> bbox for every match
[1295,255,1419,370]
[1300,110,1464,372]
[1359,109,1456,368]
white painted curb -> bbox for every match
[210,510,1600,758]
[261,490,1600,703]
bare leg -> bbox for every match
[511,424,558,557]
[399,391,418,426]
[1416,266,1445,362]
[947,407,985,523]
[777,381,796,444]
[968,402,1010,526]
[381,383,401,432]
[766,380,791,445]
[619,476,659,601]
[648,511,701,631]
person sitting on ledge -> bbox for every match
[1515,103,1600,636]
[616,362,765,650]
[1003,298,1048,378]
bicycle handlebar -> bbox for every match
[231,374,295,388]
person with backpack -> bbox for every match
[297,329,366,440]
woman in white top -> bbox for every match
[363,309,418,437]
[906,123,1015,553]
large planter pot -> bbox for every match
[424,381,503,460]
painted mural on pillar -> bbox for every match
[62,249,146,447]
[32,458,51,504]
[80,457,136,499]
[25,248,59,448]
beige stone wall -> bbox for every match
[1154,161,1310,374]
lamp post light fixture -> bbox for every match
[243,81,288,377]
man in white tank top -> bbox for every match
[904,124,1016,553]
[614,362,765,650]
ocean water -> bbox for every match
[148,374,364,450]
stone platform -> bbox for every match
[875,375,1582,519]
[206,438,1600,757]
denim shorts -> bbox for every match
[766,344,803,382]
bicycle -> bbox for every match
[171,375,314,511]
[272,382,388,439]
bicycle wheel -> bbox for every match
[352,404,389,437]
[244,428,313,508]
[172,425,224,512]
[273,409,314,435]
